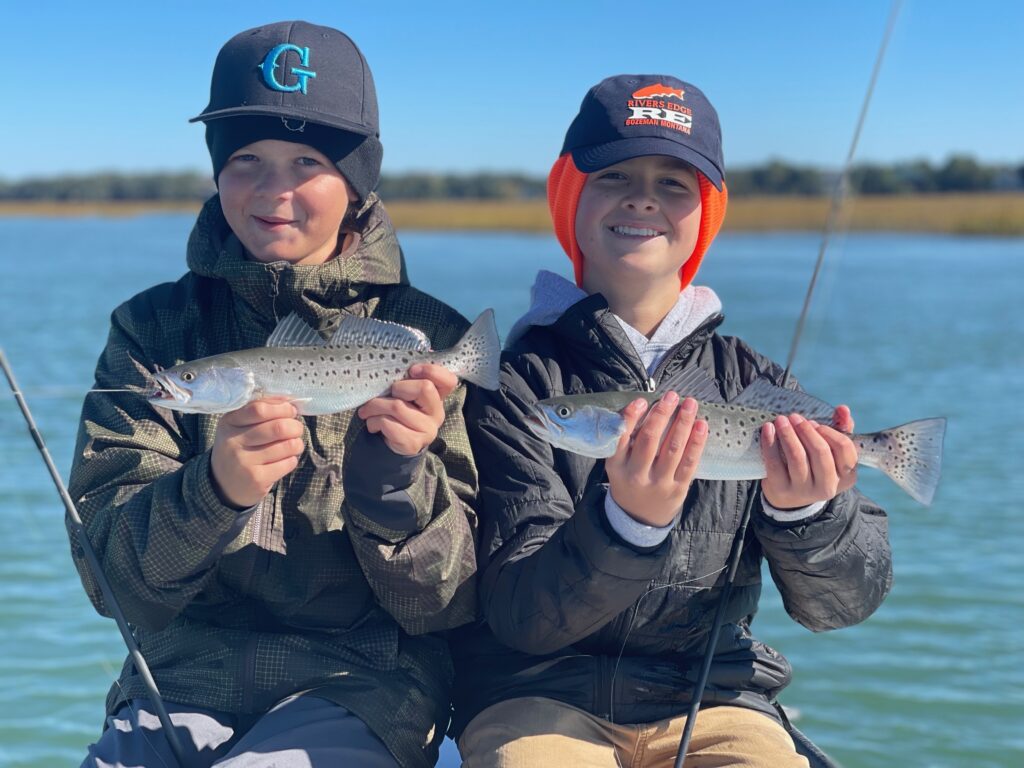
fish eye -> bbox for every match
[181,371,196,382]
[556,406,572,418]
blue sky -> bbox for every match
[3,0,1021,180]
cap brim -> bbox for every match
[189,105,375,138]
[572,137,723,190]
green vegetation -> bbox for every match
[3,195,1022,235]
[3,158,1022,235]
[2,156,1021,203]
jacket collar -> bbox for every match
[185,192,408,324]
[508,269,724,357]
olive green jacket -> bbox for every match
[68,195,478,768]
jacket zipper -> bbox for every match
[241,633,258,713]
[593,316,656,393]
[596,654,611,721]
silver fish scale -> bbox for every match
[233,344,430,415]
[695,401,786,480]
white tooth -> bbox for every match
[612,225,660,237]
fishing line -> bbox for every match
[608,565,729,719]
[674,3,903,766]
[0,348,188,767]
[784,1,902,384]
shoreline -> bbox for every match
[2,194,1022,235]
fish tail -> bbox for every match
[856,417,947,505]
[433,309,501,390]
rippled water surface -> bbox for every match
[1,215,1021,767]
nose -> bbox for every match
[253,163,293,199]
[621,180,658,212]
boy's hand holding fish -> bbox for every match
[760,405,860,510]
[605,392,709,527]
[211,398,305,509]
[358,363,459,456]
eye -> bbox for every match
[556,406,572,418]
[661,176,695,191]
[181,371,196,382]
[228,153,258,163]
[297,156,324,167]
[595,170,627,181]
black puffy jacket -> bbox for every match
[451,292,892,736]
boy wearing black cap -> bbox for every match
[69,21,478,768]
[452,75,892,766]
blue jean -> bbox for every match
[83,694,399,768]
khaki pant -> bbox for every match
[458,697,810,768]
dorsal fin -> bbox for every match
[327,315,431,351]
[730,376,834,421]
[265,313,324,347]
[656,366,725,404]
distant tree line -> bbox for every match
[2,156,1021,202]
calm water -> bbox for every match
[0,216,1022,767]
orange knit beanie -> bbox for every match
[546,153,728,290]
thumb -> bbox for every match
[612,398,649,457]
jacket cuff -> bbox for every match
[604,492,680,549]
[759,494,827,524]
[572,486,670,578]
[189,451,258,526]
[343,426,428,536]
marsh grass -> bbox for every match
[3,194,1023,235]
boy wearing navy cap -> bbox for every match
[69,21,479,768]
[452,75,892,766]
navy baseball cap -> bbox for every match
[561,74,724,190]
[190,20,378,138]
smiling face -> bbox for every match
[217,139,356,266]
[575,155,702,301]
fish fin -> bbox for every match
[328,316,431,351]
[265,313,324,347]
[857,417,947,505]
[731,376,834,421]
[656,366,725,403]
[432,309,501,390]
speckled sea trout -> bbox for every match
[527,369,946,505]
[146,309,500,416]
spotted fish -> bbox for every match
[527,368,946,505]
[147,309,500,416]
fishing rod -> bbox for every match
[673,3,903,766]
[0,349,188,767]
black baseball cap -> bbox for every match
[561,74,724,190]
[190,20,378,139]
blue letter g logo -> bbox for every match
[260,44,317,94]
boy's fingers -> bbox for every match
[775,415,810,486]
[247,437,305,466]
[831,404,854,434]
[612,398,649,458]
[391,378,445,422]
[652,397,697,480]
[223,399,297,427]
[630,392,679,469]
[818,427,860,489]
[760,422,787,480]
[794,417,838,492]
[364,402,435,435]
[673,416,708,484]
[409,364,459,400]
[236,416,305,448]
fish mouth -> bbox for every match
[524,413,547,437]
[149,373,190,404]
[526,410,565,439]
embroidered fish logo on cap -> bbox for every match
[631,83,686,101]
[626,81,693,134]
